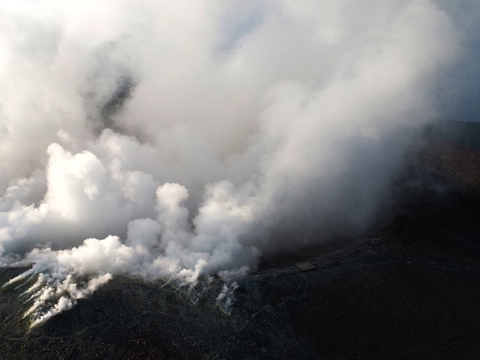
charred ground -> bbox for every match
[2,120,480,359]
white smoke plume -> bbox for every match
[0,0,477,326]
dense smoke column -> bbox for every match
[0,0,477,325]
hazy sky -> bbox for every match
[0,0,478,325]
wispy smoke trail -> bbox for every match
[0,0,477,326]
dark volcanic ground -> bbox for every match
[2,120,480,359]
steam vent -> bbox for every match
[1,1,480,359]
[0,119,479,358]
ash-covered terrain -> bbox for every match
[1,120,480,359]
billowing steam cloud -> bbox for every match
[0,0,477,326]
